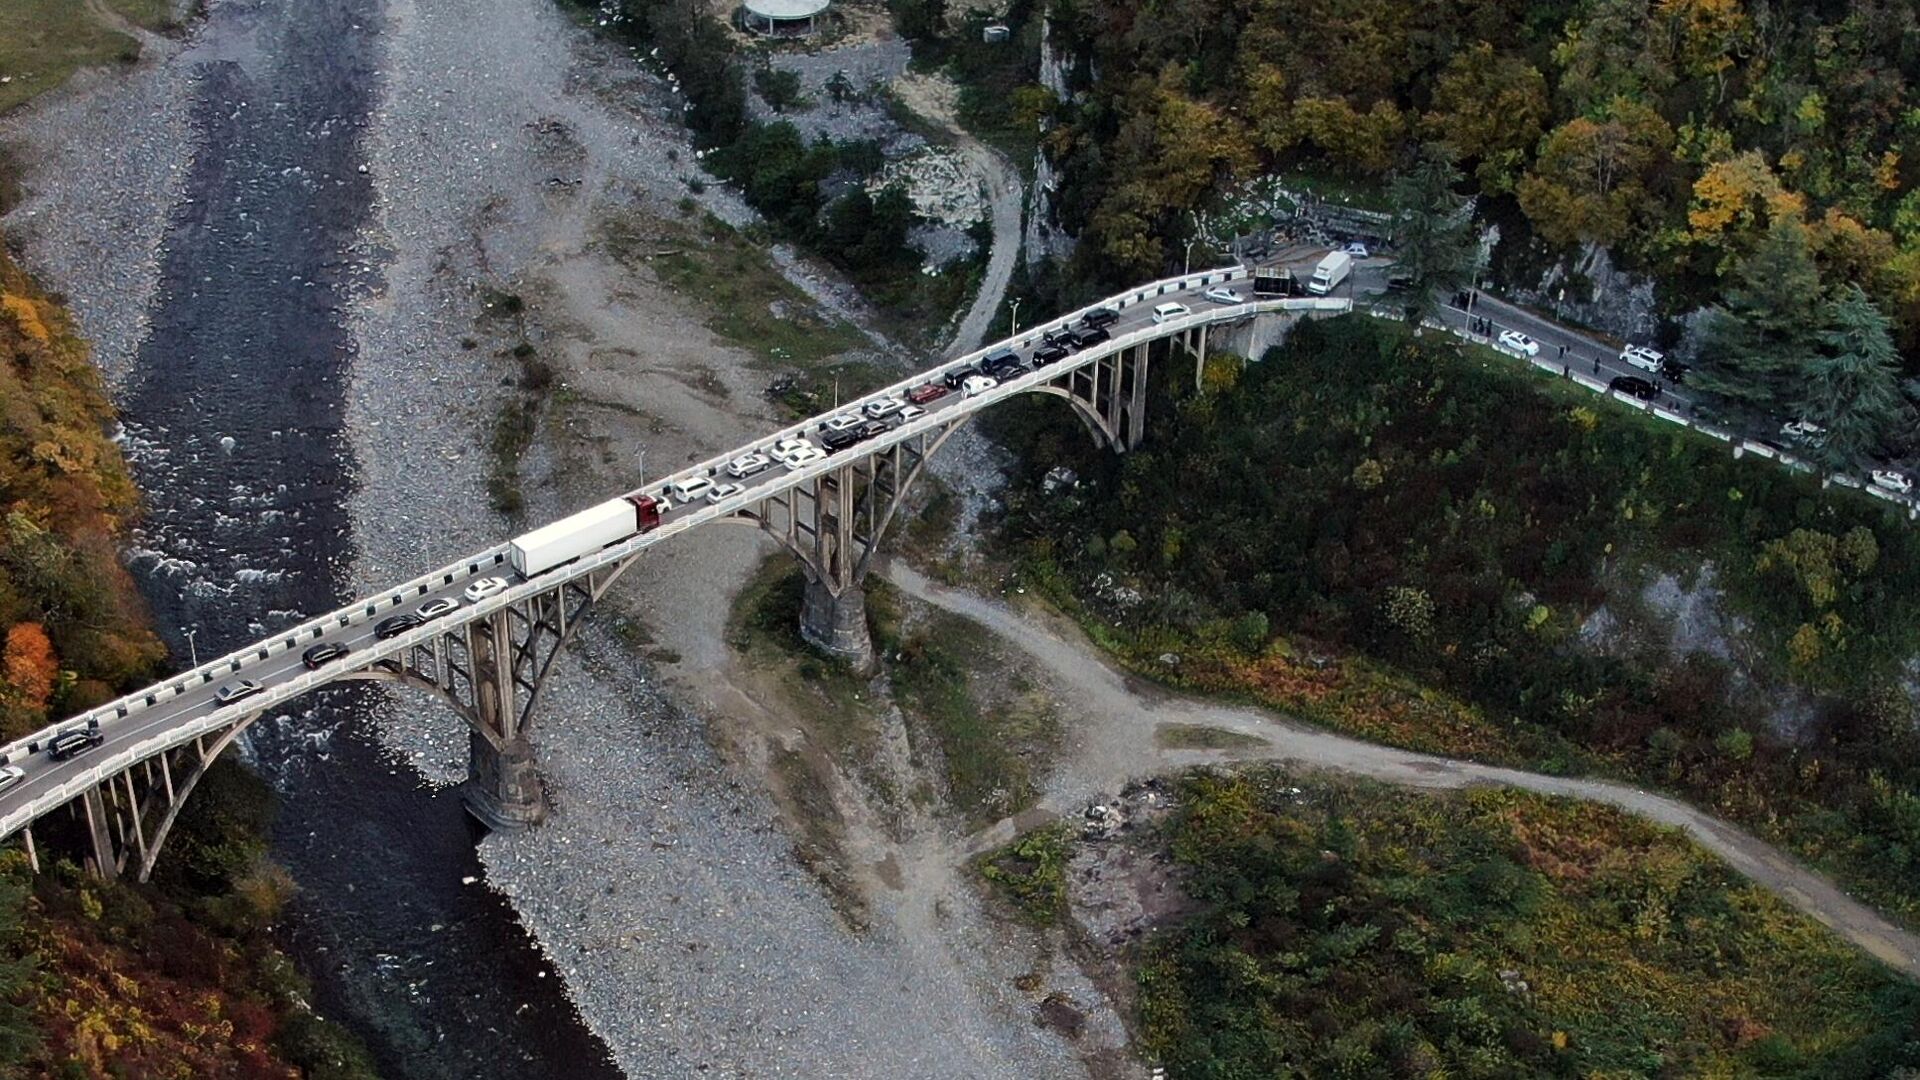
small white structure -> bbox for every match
[740,0,829,36]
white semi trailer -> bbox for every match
[508,494,664,577]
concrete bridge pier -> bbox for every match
[800,573,876,675]
[461,731,547,831]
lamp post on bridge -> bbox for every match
[1184,239,1196,276]
[1009,297,1022,336]
[183,628,198,669]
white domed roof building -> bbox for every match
[740,0,829,36]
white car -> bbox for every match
[863,397,905,420]
[416,597,460,620]
[897,404,927,424]
[0,765,23,795]
[1498,330,1540,357]
[706,482,747,504]
[767,437,814,464]
[668,475,714,503]
[820,413,863,434]
[1781,420,1826,443]
[726,452,771,479]
[1203,287,1243,305]
[462,575,509,603]
[1871,469,1912,494]
[1620,344,1664,373]
[962,375,998,397]
[214,679,263,705]
[1151,301,1189,323]
[1343,242,1370,258]
[782,444,826,471]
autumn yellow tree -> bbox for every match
[1517,97,1675,249]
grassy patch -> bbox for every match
[104,0,180,31]
[980,822,1073,925]
[597,209,866,370]
[1154,723,1266,751]
[726,558,884,753]
[1139,767,1920,1078]
[0,0,141,114]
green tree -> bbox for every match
[1515,97,1673,250]
[1420,44,1548,193]
[1387,150,1479,325]
[1800,285,1907,470]
[0,862,40,1067]
[1692,214,1824,416]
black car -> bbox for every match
[1042,326,1077,347]
[303,640,351,669]
[1659,358,1689,384]
[986,357,1029,380]
[1075,325,1111,347]
[375,612,426,640]
[1080,307,1120,329]
[1033,343,1070,366]
[982,347,1020,369]
[853,419,890,442]
[47,727,104,762]
[820,426,862,452]
[1608,375,1660,401]
[941,366,977,390]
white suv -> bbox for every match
[1151,301,1189,323]
[1620,344,1663,373]
[820,414,862,434]
[726,452,771,479]
[863,398,906,420]
[668,476,714,503]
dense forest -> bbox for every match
[1132,768,1920,1077]
[995,315,1920,928]
[0,238,165,740]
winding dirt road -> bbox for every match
[882,563,1920,980]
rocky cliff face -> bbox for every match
[1023,16,1074,267]
[1504,241,1663,346]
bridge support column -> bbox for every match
[81,786,117,881]
[800,574,875,675]
[461,731,547,831]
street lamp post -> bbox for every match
[183,628,198,669]
[1184,239,1196,276]
[1009,297,1022,336]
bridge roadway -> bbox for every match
[0,264,1335,855]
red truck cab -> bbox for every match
[625,494,664,532]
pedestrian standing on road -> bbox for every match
[1592,357,1600,375]
[1559,343,1568,359]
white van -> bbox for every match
[668,476,715,503]
[1152,301,1189,323]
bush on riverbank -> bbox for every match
[993,314,1920,927]
[1127,768,1920,1077]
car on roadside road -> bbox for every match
[1033,343,1070,366]
[782,444,826,470]
[1080,307,1120,329]
[668,476,715,503]
[1204,287,1244,305]
[895,405,926,425]
[863,397,906,420]
[1343,242,1370,258]
[1659,358,1688,384]
[375,612,425,640]
[1075,325,1111,347]
[942,366,978,390]
[1608,375,1660,401]
[0,766,23,795]
[767,437,815,465]
[302,641,351,669]
[1042,327,1077,348]
[215,679,264,705]
[962,375,997,397]
[47,727,104,762]
[820,414,862,434]
[1151,302,1189,324]
[1620,344,1664,373]
[416,597,460,621]
[706,482,746,504]
[820,427,862,452]
[1498,330,1541,357]
[907,383,948,405]
[1871,469,1913,494]
[463,576,510,603]
[726,452,771,479]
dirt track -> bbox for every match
[882,563,1920,980]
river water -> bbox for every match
[115,0,620,1074]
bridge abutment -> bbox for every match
[461,731,547,831]
[800,575,875,675]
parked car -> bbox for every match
[1204,287,1244,305]
[1042,327,1077,347]
[1620,344,1664,373]
[1608,374,1660,401]
[1498,330,1541,357]
[374,612,425,640]
[47,727,103,762]
[302,640,351,669]
[416,597,460,621]
[1151,301,1189,323]
[767,437,814,465]
[462,575,509,603]
[942,366,978,390]
[1659,358,1689,384]
[853,420,890,442]
[1781,419,1826,442]
[706,482,747,503]
[782,444,826,470]
[863,397,906,420]
[1343,241,1370,258]
[0,765,24,795]
[215,678,263,705]
[1871,469,1913,494]
[962,375,998,397]
[820,427,862,452]
[896,405,927,425]
[820,413,863,434]
[726,452,771,479]
[986,357,1028,380]
[1080,307,1120,329]
[1075,325,1111,347]
[1033,343,1070,366]
[668,475,714,503]
[907,383,949,405]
